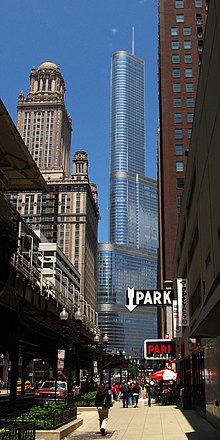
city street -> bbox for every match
[68,398,220,440]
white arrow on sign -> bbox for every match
[125,287,137,312]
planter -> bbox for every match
[36,418,83,440]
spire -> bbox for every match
[132,26,135,56]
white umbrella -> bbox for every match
[162,369,177,381]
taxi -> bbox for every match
[17,380,32,393]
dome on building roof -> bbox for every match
[38,61,58,71]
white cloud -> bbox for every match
[139,0,148,4]
[111,28,118,33]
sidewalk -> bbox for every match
[67,398,220,440]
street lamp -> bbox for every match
[93,334,109,384]
[116,350,126,382]
[59,306,83,402]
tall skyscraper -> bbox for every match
[10,62,100,310]
[158,0,208,317]
[97,51,158,357]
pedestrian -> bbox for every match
[147,384,151,407]
[129,382,134,405]
[111,383,117,401]
[95,383,112,436]
[132,382,141,407]
[114,382,120,401]
[121,381,129,408]
[162,385,171,405]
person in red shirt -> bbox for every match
[114,382,120,401]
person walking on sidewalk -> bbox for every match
[132,382,141,407]
[121,381,129,408]
[95,383,112,436]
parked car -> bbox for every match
[35,380,68,404]
[17,380,32,393]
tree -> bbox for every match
[128,364,139,380]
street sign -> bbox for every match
[125,288,174,312]
[144,339,176,360]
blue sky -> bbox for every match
[1,0,158,242]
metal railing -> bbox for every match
[11,252,99,333]
[0,421,35,440]
[4,406,76,431]
[53,405,77,429]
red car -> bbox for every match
[35,380,68,404]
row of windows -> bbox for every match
[171,26,191,36]
[173,82,193,92]
[174,112,194,123]
[175,0,202,8]
[174,97,194,107]
[173,68,193,77]
[172,40,191,50]
[172,54,192,64]
[175,128,192,139]
[175,11,203,23]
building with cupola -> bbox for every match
[8,62,99,311]
[16,61,72,180]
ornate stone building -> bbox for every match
[9,63,99,311]
[16,61,72,180]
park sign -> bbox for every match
[144,339,176,360]
[125,287,174,312]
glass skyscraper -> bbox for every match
[97,51,158,358]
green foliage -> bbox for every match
[15,401,65,430]
[128,363,139,379]
[75,391,96,407]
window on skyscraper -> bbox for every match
[174,98,182,107]
[172,54,180,63]
[176,0,184,7]
[177,195,183,207]
[186,82,194,92]
[187,97,194,107]
[176,144,183,156]
[174,113,182,123]
[172,41,179,50]
[184,40,191,49]
[185,68,193,77]
[187,113,194,123]
[173,83,181,92]
[171,27,179,36]
[195,0,202,6]
[183,27,191,35]
[176,14,184,22]
[196,13,203,24]
[172,68,180,78]
[175,129,183,139]
[184,54,192,63]
[176,178,184,189]
[176,161,184,172]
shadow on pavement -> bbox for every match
[68,431,115,439]
[180,409,220,440]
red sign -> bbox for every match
[144,339,175,359]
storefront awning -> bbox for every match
[190,282,220,338]
[0,99,48,192]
